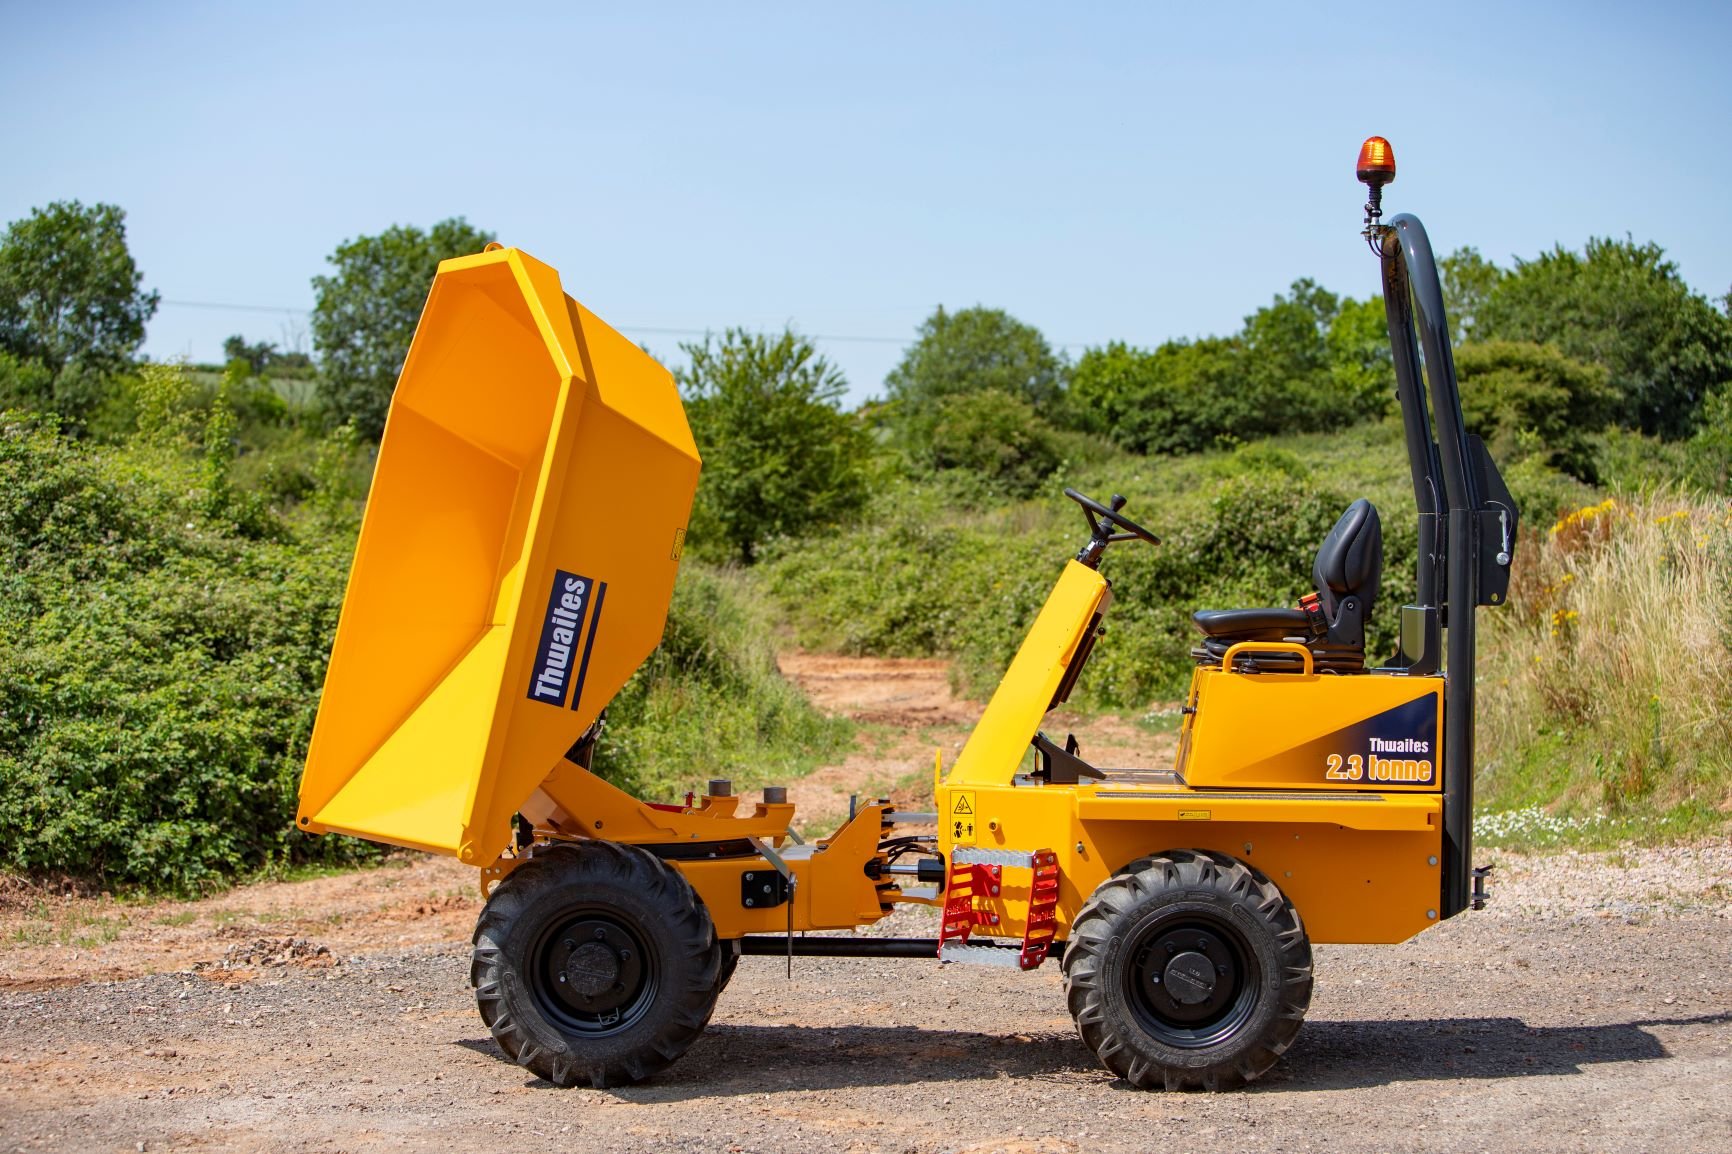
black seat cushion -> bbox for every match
[1191,607,1311,639]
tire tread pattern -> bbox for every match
[470,841,720,1089]
[1061,849,1313,1091]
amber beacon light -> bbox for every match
[1357,135,1396,187]
[1357,135,1397,243]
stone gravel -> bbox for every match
[2,845,1729,1153]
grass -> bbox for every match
[1476,492,1732,844]
[7,903,129,949]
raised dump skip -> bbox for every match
[296,247,700,866]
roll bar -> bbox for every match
[1376,212,1517,920]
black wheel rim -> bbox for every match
[1125,911,1261,1049]
[530,908,659,1037]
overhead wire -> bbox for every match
[156,298,1102,351]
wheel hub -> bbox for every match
[564,942,620,997]
[1162,950,1217,1005]
[1133,922,1247,1036]
[539,917,648,1025]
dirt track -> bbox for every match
[3,657,1730,1152]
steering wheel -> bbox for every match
[1065,487,1161,547]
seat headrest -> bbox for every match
[1313,498,1381,605]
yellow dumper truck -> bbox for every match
[297,138,1516,1090]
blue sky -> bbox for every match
[4,1,1728,406]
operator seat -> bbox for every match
[1190,498,1382,674]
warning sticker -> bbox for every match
[949,791,977,846]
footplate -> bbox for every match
[938,847,1061,971]
[938,940,1025,968]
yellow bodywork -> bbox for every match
[294,245,1451,957]
[297,247,700,867]
[934,566,1447,946]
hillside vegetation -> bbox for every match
[3,198,1729,888]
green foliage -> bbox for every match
[132,359,200,444]
[3,369,838,891]
[1438,246,1504,346]
[223,334,277,375]
[678,327,872,564]
[1207,442,1310,482]
[310,217,494,440]
[1066,284,1389,457]
[0,350,54,414]
[884,306,1065,414]
[1685,389,1732,494]
[1240,277,1337,412]
[1324,296,1395,419]
[901,388,1062,498]
[762,460,1415,708]
[0,399,373,891]
[1456,340,1616,481]
[0,201,158,381]
[1068,337,1247,454]
[592,567,853,799]
[1241,279,1391,429]
[1500,451,1597,528]
[1476,237,1732,438]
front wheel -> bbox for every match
[471,841,721,1088]
[1061,849,1312,1090]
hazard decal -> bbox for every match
[949,791,977,846]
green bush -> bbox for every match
[1475,237,1732,439]
[1457,340,1615,481]
[680,328,873,564]
[884,306,1066,412]
[0,376,848,890]
[1067,338,1253,455]
[903,388,1062,497]
[0,411,371,891]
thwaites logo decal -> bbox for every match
[1318,694,1439,785]
[526,569,608,712]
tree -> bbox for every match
[914,388,1060,497]
[223,334,277,375]
[678,328,872,564]
[1477,237,1732,438]
[310,218,493,439]
[0,201,158,420]
[1069,337,1251,455]
[1687,387,1732,493]
[1456,340,1616,481]
[1438,246,1504,346]
[1325,295,1395,420]
[884,306,1065,413]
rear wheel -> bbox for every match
[1062,849,1312,1090]
[471,841,720,1088]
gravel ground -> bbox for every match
[2,844,1729,1154]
